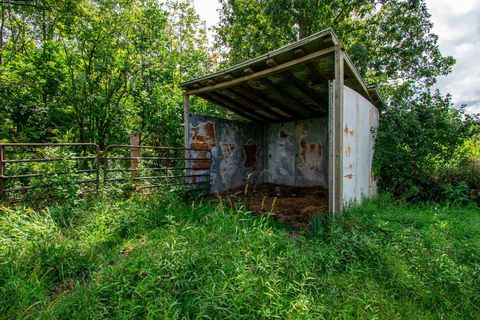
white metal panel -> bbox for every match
[342,86,358,204]
[342,85,378,206]
[369,106,379,196]
[294,118,329,187]
[267,122,296,185]
[356,98,370,199]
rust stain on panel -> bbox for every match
[221,143,235,158]
[344,174,353,180]
[345,145,351,158]
[344,126,354,136]
[190,122,216,170]
[243,140,257,169]
[191,122,216,148]
[300,137,307,165]
[298,133,323,172]
[279,130,289,139]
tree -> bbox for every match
[0,0,213,147]
[216,0,454,85]
[215,0,478,198]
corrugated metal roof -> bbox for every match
[180,28,380,122]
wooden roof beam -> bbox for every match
[231,85,294,119]
[225,87,289,121]
[255,77,312,117]
[207,92,270,122]
[219,73,294,119]
[266,58,324,114]
[198,94,264,122]
[217,89,280,121]
[243,66,306,117]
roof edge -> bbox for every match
[180,28,339,88]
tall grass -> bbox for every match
[0,194,479,319]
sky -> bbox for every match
[192,0,480,114]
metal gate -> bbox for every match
[103,145,211,191]
[0,143,100,201]
[0,143,212,201]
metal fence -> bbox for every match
[104,145,211,191]
[0,143,212,201]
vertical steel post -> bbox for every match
[334,46,344,213]
[328,81,335,213]
[104,146,109,185]
[0,145,4,200]
[183,93,191,184]
[95,145,100,192]
[130,133,140,179]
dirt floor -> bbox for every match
[215,184,329,229]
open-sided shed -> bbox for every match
[180,28,381,212]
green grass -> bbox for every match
[0,193,479,319]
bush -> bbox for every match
[375,87,479,202]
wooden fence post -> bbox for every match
[130,133,140,179]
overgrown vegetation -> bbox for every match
[1,0,479,199]
[216,0,480,201]
[0,193,478,319]
[0,0,219,147]
[1,2,479,318]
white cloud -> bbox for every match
[192,0,480,114]
[426,0,480,114]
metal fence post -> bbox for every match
[103,146,109,185]
[130,133,140,179]
[0,145,4,200]
[95,145,100,192]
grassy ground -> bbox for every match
[0,193,479,319]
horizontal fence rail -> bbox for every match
[0,143,100,202]
[0,143,212,202]
[104,145,212,192]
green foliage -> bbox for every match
[374,87,478,200]
[0,194,479,318]
[25,147,80,203]
[442,182,471,205]
[0,0,216,147]
[216,0,454,86]
[215,0,479,199]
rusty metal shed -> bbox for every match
[180,28,381,212]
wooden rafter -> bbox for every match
[216,90,279,121]
[230,86,293,119]
[227,86,290,120]
[207,93,269,122]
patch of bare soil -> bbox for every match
[216,183,328,229]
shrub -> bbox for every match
[375,87,479,202]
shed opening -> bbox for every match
[180,28,381,215]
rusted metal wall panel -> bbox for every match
[266,122,296,186]
[188,114,330,192]
[266,118,328,187]
[188,114,264,192]
[342,85,378,205]
[294,118,328,187]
